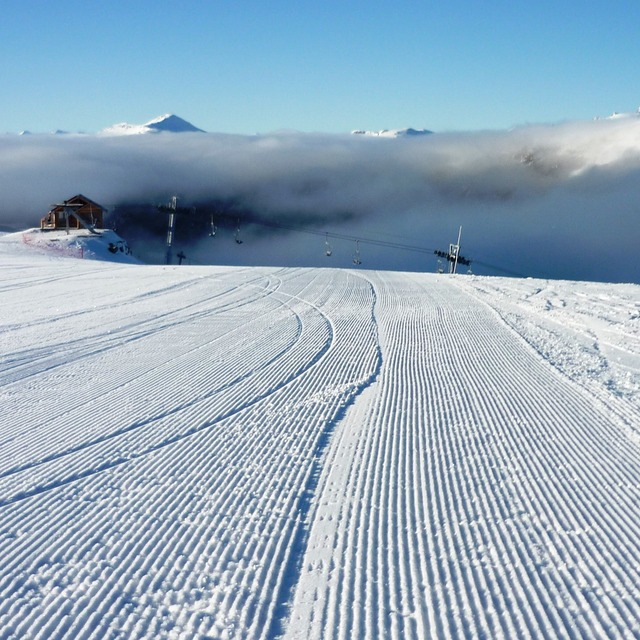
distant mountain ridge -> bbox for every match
[100,114,205,136]
[603,108,640,120]
[9,107,640,137]
[352,127,433,138]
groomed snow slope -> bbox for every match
[0,243,639,639]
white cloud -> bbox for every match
[1,115,640,282]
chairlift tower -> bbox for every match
[449,225,462,274]
[158,196,192,265]
[433,225,471,274]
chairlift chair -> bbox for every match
[234,219,243,244]
[353,240,362,266]
[209,214,217,237]
[325,233,332,257]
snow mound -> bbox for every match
[4,228,142,264]
[100,114,205,136]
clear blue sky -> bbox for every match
[2,0,639,134]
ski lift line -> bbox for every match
[220,212,424,253]
[150,202,527,276]
[239,216,540,277]
[244,217,438,255]
[152,203,441,257]
[180,207,484,269]
[187,240,516,278]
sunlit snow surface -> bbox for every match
[0,237,639,639]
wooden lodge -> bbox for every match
[41,194,105,231]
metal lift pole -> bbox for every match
[164,196,177,265]
[452,225,462,274]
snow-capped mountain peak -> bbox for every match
[100,114,205,136]
[144,114,205,133]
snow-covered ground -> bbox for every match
[0,237,639,639]
[7,229,139,265]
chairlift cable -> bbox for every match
[128,202,526,276]
[247,217,437,255]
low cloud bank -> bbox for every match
[2,116,640,282]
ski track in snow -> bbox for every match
[0,251,639,639]
[285,273,640,639]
